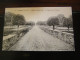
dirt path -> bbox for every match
[9,25,75,51]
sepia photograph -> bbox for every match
[2,7,75,51]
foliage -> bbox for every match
[63,15,73,27]
[47,17,59,26]
[12,14,26,26]
[37,21,46,25]
[25,21,35,26]
[47,17,59,30]
[57,14,66,26]
[5,12,15,25]
[5,12,26,27]
[63,15,73,32]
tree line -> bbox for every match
[5,12,35,27]
[37,14,73,32]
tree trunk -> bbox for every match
[53,25,55,30]
[17,24,19,37]
[18,24,19,28]
[68,26,69,32]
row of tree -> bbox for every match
[37,14,73,32]
[5,12,35,27]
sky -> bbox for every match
[5,7,72,23]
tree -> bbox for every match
[47,17,59,30]
[57,14,65,26]
[37,21,46,25]
[12,14,26,27]
[5,12,15,26]
[63,15,73,32]
[25,21,35,26]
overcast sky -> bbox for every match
[5,7,72,23]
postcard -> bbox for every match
[2,7,75,51]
